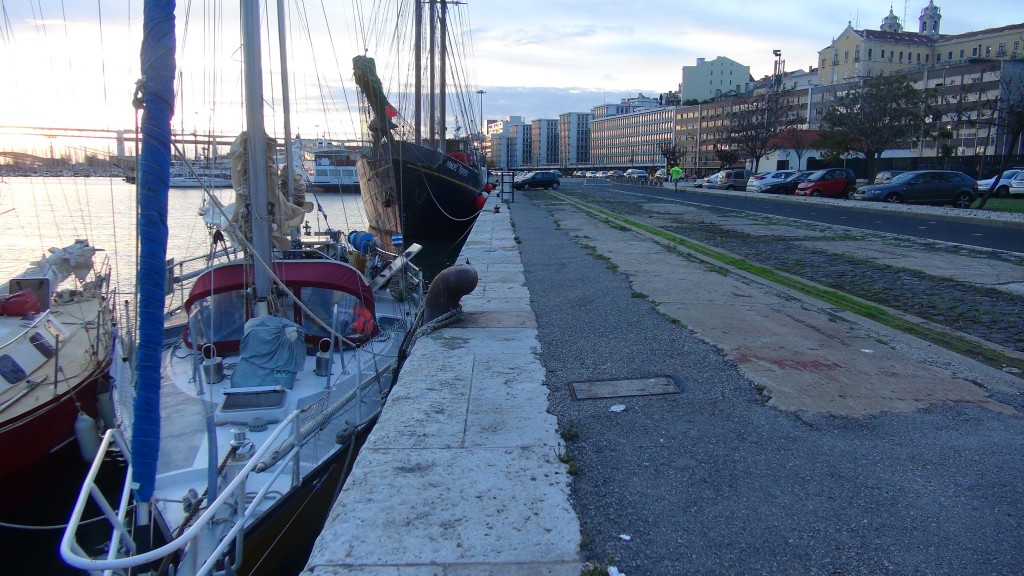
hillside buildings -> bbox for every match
[483,1,1022,176]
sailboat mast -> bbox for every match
[277,0,295,206]
[414,0,422,145]
[428,0,436,146]
[438,0,447,153]
[241,0,273,310]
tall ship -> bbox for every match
[352,0,488,254]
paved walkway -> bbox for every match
[304,193,581,575]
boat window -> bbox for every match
[300,287,376,342]
[188,290,248,348]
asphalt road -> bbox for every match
[564,178,1024,253]
[511,188,1024,575]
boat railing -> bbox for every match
[61,405,310,575]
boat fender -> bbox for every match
[483,182,493,193]
[75,412,100,462]
[423,264,478,323]
[348,231,377,254]
[474,192,487,211]
[96,375,116,430]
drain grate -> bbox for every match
[570,376,678,400]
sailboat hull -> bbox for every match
[358,140,485,252]
[0,360,109,518]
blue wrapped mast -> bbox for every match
[132,0,176,506]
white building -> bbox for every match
[531,119,559,166]
[680,56,752,101]
[558,112,592,169]
[485,115,530,169]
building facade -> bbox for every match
[558,112,592,169]
[818,2,1024,86]
[680,56,753,101]
[531,119,559,167]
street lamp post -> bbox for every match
[773,49,783,90]
[476,90,486,134]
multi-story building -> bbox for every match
[484,115,530,169]
[818,1,1024,86]
[679,56,753,102]
[589,106,675,170]
[530,119,559,167]
[558,112,592,169]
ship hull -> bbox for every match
[358,139,485,252]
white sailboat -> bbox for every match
[61,2,424,574]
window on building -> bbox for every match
[881,49,885,59]
[985,45,991,56]
[855,47,860,61]
[844,50,849,62]
[972,47,977,56]
[925,54,929,63]
[868,48,872,59]
[998,43,1006,56]
[916,53,921,63]
[1015,41,1021,52]
[899,51,903,62]
[959,49,964,59]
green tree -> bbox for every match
[819,75,925,177]
[726,90,793,172]
[713,147,740,169]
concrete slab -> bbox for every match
[571,376,679,400]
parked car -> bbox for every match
[1011,172,1024,197]
[976,168,1024,197]
[852,170,977,208]
[745,170,798,192]
[872,170,907,184]
[712,168,753,190]
[755,170,815,194]
[653,168,668,182]
[694,172,721,188]
[624,168,649,180]
[572,170,585,178]
[513,170,561,190]
[607,170,624,178]
[794,168,858,198]
[585,170,598,178]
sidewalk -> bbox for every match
[303,193,580,575]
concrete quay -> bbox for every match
[305,184,1024,576]
[303,192,581,575]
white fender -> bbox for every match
[75,412,99,462]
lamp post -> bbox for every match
[476,90,486,134]
[773,49,783,90]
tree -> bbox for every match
[819,76,925,177]
[660,142,681,169]
[777,126,816,170]
[713,147,740,169]
[811,130,852,164]
[974,61,1024,208]
[726,90,792,172]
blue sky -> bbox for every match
[0,0,1020,150]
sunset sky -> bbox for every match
[0,1,1019,158]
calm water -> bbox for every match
[0,176,379,575]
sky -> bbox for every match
[0,0,1020,157]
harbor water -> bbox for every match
[0,176,406,575]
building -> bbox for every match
[530,119,559,167]
[485,115,530,169]
[558,112,592,169]
[589,106,675,170]
[818,1,1024,86]
[680,56,753,102]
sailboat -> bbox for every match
[0,240,115,519]
[61,2,424,574]
[353,0,489,254]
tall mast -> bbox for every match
[438,0,447,152]
[414,0,422,145]
[241,0,273,312]
[277,0,295,207]
[428,0,436,146]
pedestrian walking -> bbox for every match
[670,165,683,191]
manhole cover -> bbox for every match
[571,376,678,400]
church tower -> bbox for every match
[880,5,902,32]
[919,0,941,36]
